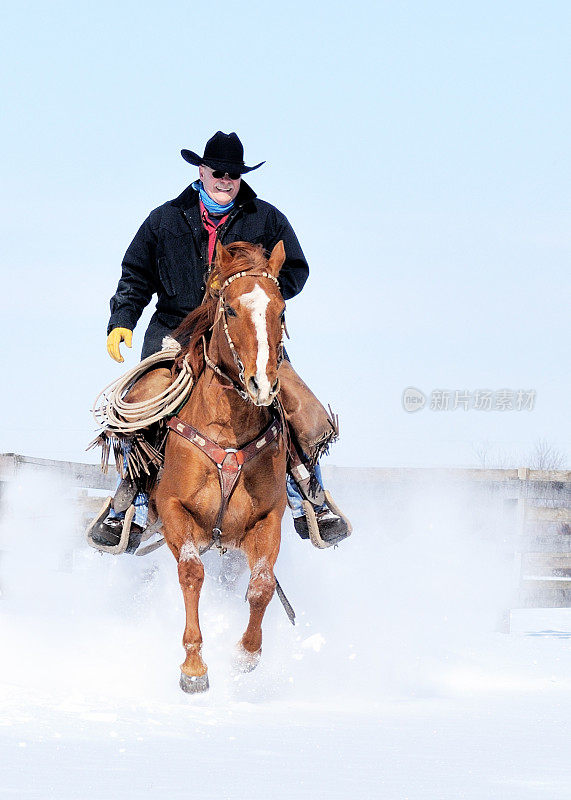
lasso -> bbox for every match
[88,338,194,476]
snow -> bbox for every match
[1,468,570,799]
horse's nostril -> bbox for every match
[248,376,259,393]
[272,379,279,395]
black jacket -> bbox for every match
[108,180,309,357]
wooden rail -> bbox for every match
[1,453,569,610]
[2,453,568,491]
[0,453,115,491]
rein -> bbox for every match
[202,337,249,400]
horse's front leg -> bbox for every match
[236,513,281,672]
[160,499,209,693]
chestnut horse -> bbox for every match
[152,241,288,693]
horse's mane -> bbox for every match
[172,242,269,376]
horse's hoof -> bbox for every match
[179,671,209,694]
[234,643,261,673]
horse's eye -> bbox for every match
[225,304,237,318]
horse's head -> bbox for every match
[210,241,286,406]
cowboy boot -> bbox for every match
[87,499,145,554]
[91,440,146,550]
[293,505,351,546]
[92,364,174,547]
[278,362,351,547]
[287,453,352,548]
[90,514,145,552]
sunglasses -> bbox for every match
[211,169,241,180]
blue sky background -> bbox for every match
[2,0,569,467]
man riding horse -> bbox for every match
[92,131,350,550]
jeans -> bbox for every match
[108,443,149,528]
[286,462,325,518]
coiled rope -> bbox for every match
[91,338,193,432]
[88,338,194,476]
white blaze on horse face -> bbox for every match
[240,284,273,402]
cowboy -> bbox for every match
[93,132,350,550]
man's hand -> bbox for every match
[107,328,133,362]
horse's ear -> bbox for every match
[208,242,232,296]
[215,241,233,271]
[267,240,286,277]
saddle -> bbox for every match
[105,354,337,492]
[87,352,345,553]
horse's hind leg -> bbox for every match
[236,516,281,672]
[160,500,209,693]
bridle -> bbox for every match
[203,270,287,402]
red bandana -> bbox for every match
[199,199,229,264]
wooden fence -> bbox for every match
[1,453,570,609]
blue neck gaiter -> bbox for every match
[192,180,236,215]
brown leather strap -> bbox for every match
[239,420,281,461]
[167,415,281,552]
[167,417,280,467]
[168,417,237,466]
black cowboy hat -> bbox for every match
[181,131,265,174]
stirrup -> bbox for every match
[86,497,136,555]
[301,490,353,549]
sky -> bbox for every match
[1,0,570,468]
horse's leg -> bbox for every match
[236,513,281,672]
[161,500,209,693]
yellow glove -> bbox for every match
[107,327,132,363]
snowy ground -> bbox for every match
[1,470,570,799]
